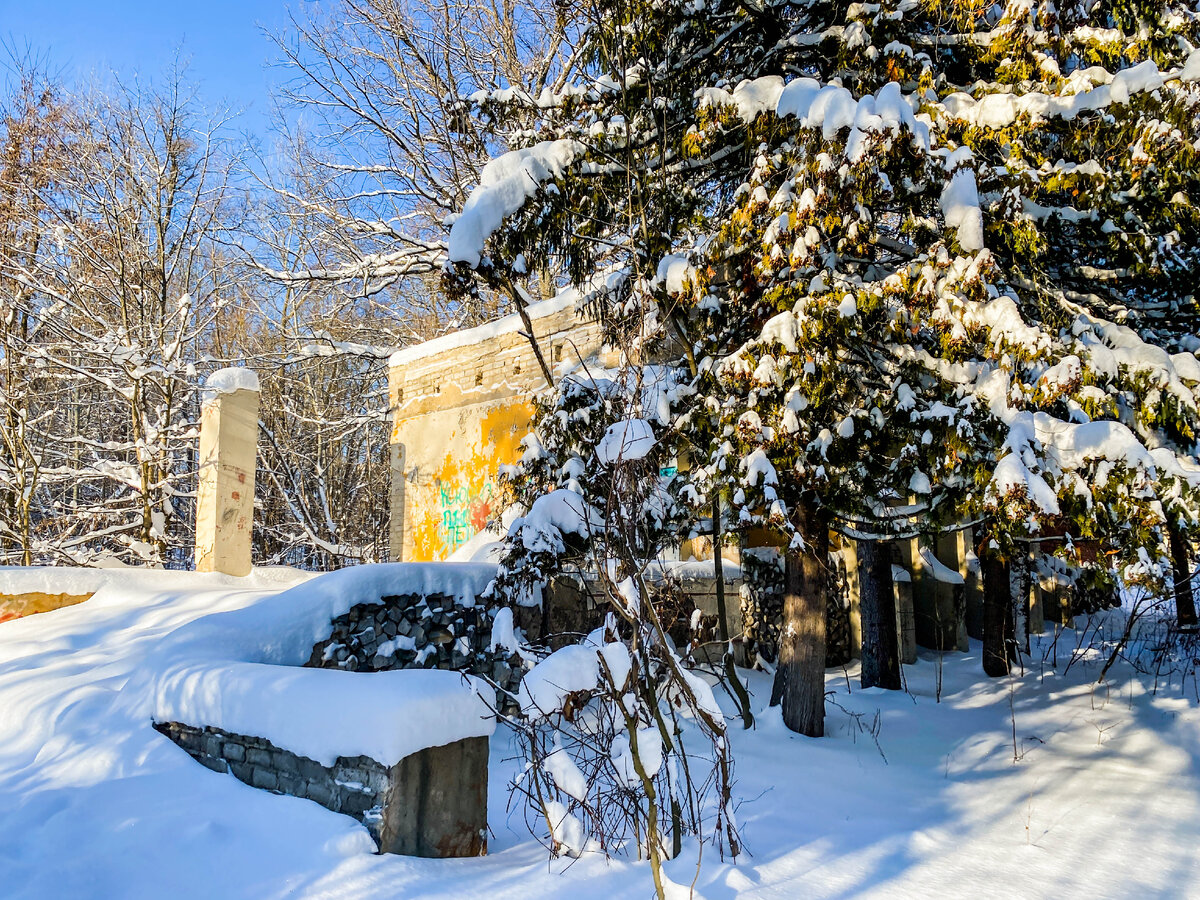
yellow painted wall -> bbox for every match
[388,297,610,563]
[0,592,92,624]
[406,402,534,561]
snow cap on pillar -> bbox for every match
[202,367,261,403]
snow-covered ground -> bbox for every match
[2,570,1198,899]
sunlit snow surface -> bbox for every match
[2,569,1199,898]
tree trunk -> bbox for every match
[1010,544,1030,660]
[859,539,901,690]
[713,497,730,643]
[713,497,753,727]
[770,496,828,737]
[1168,521,1198,631]
[980,540,1012,677]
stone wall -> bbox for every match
[155,722,488,857]
[388,298,610,562]
[304,591,536,713]
[739,551,854,665]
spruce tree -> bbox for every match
[447,0,1200,739]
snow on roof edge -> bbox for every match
[389,290,578,369]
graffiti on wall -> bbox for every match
[436,481,495,548]
[410,403,533,561]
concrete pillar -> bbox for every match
[836,535,863,658]
[389,442,406,562]
[898,534,927,641]
[195,368,259,576]
[1011,543,1032,650]
[382,735,489,857]
[892,564,918,664]
[1033,554,1072,629]
[1028,555,1046,636]
[905,536,966,652]
[935,528,973,652]
[955,527,985,641]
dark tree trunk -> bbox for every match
[770,496,828,737]
[712,497,730,643]
[1169,521,1198,631]
[713,498,754,727]
[980,539,1012,677]
[1010,544,1030,660]
[859,539,901,690]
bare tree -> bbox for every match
[261,0,571,325]
[0,55,74,563]
[1,65,248,564]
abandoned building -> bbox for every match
[384,293,1075,668]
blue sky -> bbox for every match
[0,0,301,138]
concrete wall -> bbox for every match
[388,299,607,561]
[386,301,1042,665]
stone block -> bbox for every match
[246,747,272,767]
[297,756,326,782]
[199,755,229,774]
[229,761,253,783]
[340,788,374,816]
[272,751,299,775]
[305,780,334,807]
[200,733,224,758]
[381,735,488,858]
[250,767,278,791]
[222,742,246,763]
[275,773,305,796]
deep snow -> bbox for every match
[2,569,1199,899]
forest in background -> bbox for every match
[0,0,566,568]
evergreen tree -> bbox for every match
[447,0,1200,738]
